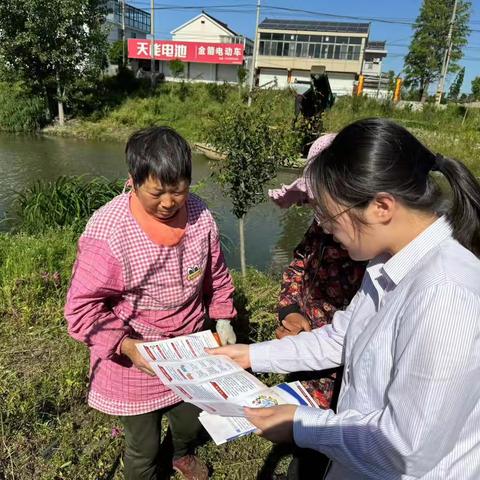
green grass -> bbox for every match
[323,96,480,174]
[14,176,125,234]
[0,226,290,479]
[45,84,480,176]
[45,82,295,144]
[0,81,48,133]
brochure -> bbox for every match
[136,331,318,443]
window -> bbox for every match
[349,37,362,45]
[257,31,364,60]
[296,43,302,57]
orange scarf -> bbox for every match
[129,192,187,246]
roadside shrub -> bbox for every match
[0,81,48,132]
[14,176,124,234]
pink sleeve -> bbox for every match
[203,222,236,320]
[65,236,131,359]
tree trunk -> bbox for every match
[239,216,247,278]
[57,100,65,126]
[56,74,65,126]
[420,79,428,103]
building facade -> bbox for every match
[255,19,370,96]
[361,41,390,98]
[105,0,151,43]
[128,12,252,84]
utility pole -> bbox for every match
[436,0,459,105]
[247,0,261,107]
[121,0,126,67]
[150,0,155,89]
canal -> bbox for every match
[0,133,312,272]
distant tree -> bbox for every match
[404,0,471,102]
[208,100,300,277]
[448,67,465,101]
[237,65,248,86]
[169,59,185,80]
[472,76,480,101]
[109,40,127,67]
[387,70,396,93]
[0,0,108,126]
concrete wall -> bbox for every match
[258,68,289,88]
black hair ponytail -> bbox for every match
[432,154,480,256]
[307,118,480,257]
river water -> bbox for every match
[0,133,312,272]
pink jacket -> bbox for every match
[65,193,236,416]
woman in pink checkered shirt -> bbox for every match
[65,126,237,480]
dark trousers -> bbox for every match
[120,402,203,480]
[287,447,330,480]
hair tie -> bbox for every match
[431,154,446,172]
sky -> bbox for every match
[128,0,480,94]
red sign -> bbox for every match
[128,39,244,65]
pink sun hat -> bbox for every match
[268,133,337,208]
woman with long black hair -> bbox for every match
[209,118,480,479]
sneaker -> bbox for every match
[172,455,209,480]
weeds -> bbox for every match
[0,82,48,132]
[14,176,124,234]
[0,229,285,479]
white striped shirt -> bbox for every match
[251,216,480,479]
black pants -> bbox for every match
[285,367,343,480]
[287,447,330,480]
[120,402,203,480]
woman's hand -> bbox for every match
[245,405,298,443]
[120,337,156,376]
[275,313,312,339]
[205,344,251,369]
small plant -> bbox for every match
[169,58,185,80]
[206,81,231,103]
[14,176,124,234]
[178,81,191,102]
[207,99,300,277]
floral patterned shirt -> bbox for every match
[278,221,366,408]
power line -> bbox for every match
[127,1,480,31]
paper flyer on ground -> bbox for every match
[136,331,319,443]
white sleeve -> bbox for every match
[293,284,480,478]
[249,289,364,373]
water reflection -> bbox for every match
[0,133,309,272]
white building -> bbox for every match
[361,41,390,99]
[105,0,150,43]
[138,11,252,83]
[255,19,370,96]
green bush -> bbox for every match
[67,68,150,120]
[0,81,48,132]
[14,176,124,234]
[0,226,284,479]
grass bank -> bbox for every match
[44,82,295,145]
[0,226,290,479]
[43,83,480,174]
[322,96,480,174]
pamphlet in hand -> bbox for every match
[136,331,319,444]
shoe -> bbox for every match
[172,455,209,480]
